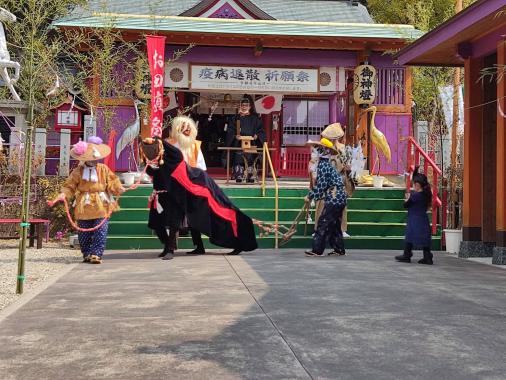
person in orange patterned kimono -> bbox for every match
[58,136,124,264]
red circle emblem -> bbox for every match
[262,96,276,110]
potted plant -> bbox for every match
[443,163,463,253]
[55,229,68,248]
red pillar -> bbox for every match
[496,41,506,249]
[461,57,483,248]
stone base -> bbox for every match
[492,246,506,265]
[459,241,495,258]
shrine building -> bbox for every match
[397,0,506,263]
[54,0,422,178]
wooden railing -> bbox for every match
[261,142,279,249]
[406,137,443,235]
[279,146,311,177]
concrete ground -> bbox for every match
[0,249,505,380]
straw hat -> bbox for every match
[70,136,111,161]
[306,137,339,155]
[321,123,344,140]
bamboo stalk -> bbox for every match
[16,15,36,294]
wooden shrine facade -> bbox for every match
[397,0,506,263]
[54,0,420,176]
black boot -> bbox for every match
[395,243,413,263]
[246,166,255,183]
[158,245,171,257]
[418,248,433,265]
[187,229,205,255]
[234,165,244,183]
[227,248,242,255]
[187,247,205,255]
[162,251,174,260]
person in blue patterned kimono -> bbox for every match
[305,138,348,257]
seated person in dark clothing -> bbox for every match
[225,94,266,183]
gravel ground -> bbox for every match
[0,240,80,311]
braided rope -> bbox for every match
[252,202,310,245]
[49,154,283,238]
[47,164,151,233]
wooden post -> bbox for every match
[496,40,506,249]
[59,129,71,177]
[462,57,483,243]
[8,127,21,174]
[329,93,338,124]
[34,128,46,176]
[337,67,346,92]
[84,115,96,141]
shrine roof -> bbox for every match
[396,0,506,66]
[54,13,422,41]
[60,0,374,23]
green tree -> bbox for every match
[367,0,476,122]
[368,0,477,229]
[0,0,86,125]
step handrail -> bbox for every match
[406,136,444,235]
[261,142,279,249]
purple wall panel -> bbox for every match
[96,106,137,172]
[167,47,400,68]
[371,113,410,175]
[167,46,359,67]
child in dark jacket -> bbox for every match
[395,169,433,265]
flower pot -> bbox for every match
[372,175,384,188]
[123,172,135,187]
[444,229,462,254]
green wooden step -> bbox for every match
[116,202,411,223]
[124,185,405,199]
[106,235,441,251]
[108,220,426,237]
[118,196,408,211]
[108,185,435,251]
[111,204,409,221]
[118,196,306,209]
[124,186,309,198]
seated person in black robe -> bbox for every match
[225,94,266,183]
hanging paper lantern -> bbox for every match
[353,64,377,105]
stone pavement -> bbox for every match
[1,249,506,380]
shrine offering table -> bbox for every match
[217,147,276,184]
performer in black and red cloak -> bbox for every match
[144,129,185,261]
[168,115,207,256]
[142,133,258,257]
